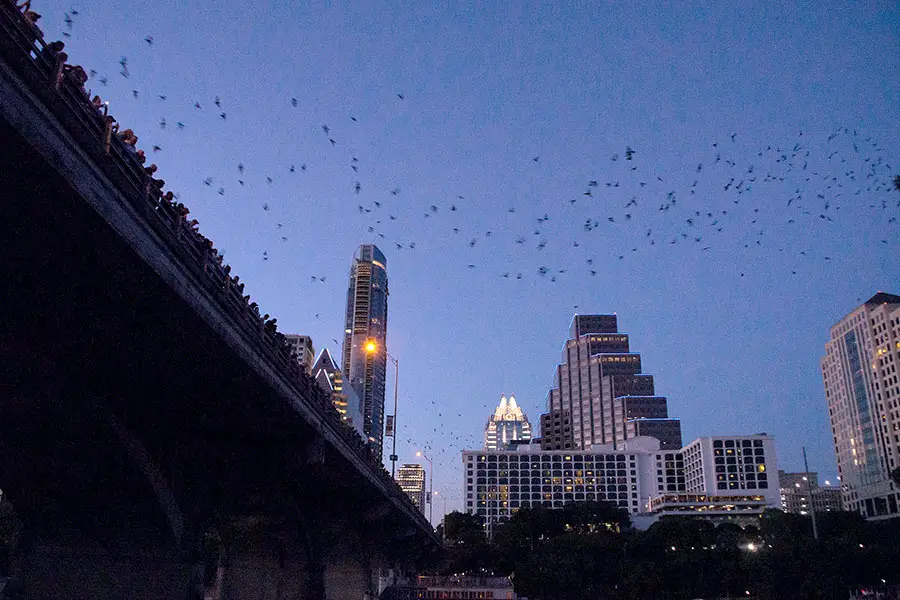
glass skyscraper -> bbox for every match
[821,292,900,519]
[341,244,389,458]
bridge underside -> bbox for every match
[0,96,432,598]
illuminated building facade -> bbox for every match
[284,334,315,374]
[778,471,843,515]
[821,292,900,519]
[312,348,364,439]
[680,436,779,500]
[544,314,682,450]
[396,463,427,513]
[484,394,533,450]
[462,434,778,538]
[416,576,517,600]
[341,244,389,457]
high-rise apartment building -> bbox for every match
[396,463,427,514]
[778,471,843,516]
[284,334,315,374]
[341,245,389,456]
[311,348,364,439]
[545,314,682,450]
[484,395,533,450]
[821,292,900,519]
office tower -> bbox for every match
[396,463,427,513]
[484,394,533,450]
[311,348,365,439]
[778,471,843,516]
[540,410,574,450]
[462,433,779,538]
[821,292,900,519]
[341,245,389,456]
[284,334,315,374]
[544,314,682,450]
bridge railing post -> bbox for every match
[50,53,65,90]
[103,116,113,154]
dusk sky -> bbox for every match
[41,0,899,516]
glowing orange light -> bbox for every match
[365,341,377,353]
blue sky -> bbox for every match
[40,0,899,517]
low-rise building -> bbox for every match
[779,470,844,515]
[647,493,770,525]
[416,576,517,600]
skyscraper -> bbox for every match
[311,348,365,439]
[341,244,389,457]
[821,292,900,519]
[544,314,682,450]
[484,394,533,450]
[283,334,315,374]
[396,463,427,514]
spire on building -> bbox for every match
[312,347,364,439]
[484,394,533,450]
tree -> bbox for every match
[562,500,632,534]
[514,533,625,600]
[439,511,490,575]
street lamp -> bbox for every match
[365,340,400,478]
[433,490,448,528]
[416,450,434,527]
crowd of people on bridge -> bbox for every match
[7,0,292,338]
[4,0,401,477]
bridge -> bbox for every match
[0,4,439,599]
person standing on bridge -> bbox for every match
[38,39,64,68]
[16,2,42,43]
[63,64,88,95]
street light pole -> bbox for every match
[389,355,399,479]
[803,446,819,542]
[434,491,447,527]
[417,451,434,527]
[364,340,400,478]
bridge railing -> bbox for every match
[0,1,429,529]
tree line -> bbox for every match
[436,502,900,600]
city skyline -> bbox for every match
[38,0,900,515]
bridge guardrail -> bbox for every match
[0,1,431,531]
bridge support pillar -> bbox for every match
[324,556,376,600]
[216,517,323,600]
[10,530,195,600]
